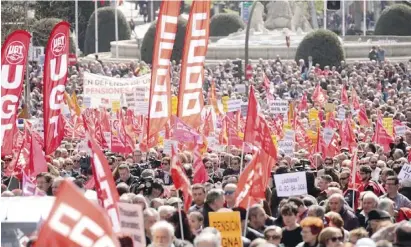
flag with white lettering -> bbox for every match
[147,0,181,148]
[88,133,121,233]
[1,30,31,155]
[36,180,120,247]
[177,0,210,129]
[43,22,70,154]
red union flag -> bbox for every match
[1,30,31,156]
[36,181,120,247]
[43,22,70,154]
[147,0,181,148]
[88,134,121,233]
[177,0,210,129]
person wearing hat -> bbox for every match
[367,209,393,236]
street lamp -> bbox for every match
[244,1,257,80]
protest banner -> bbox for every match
[163,139,179,155]
[324,103,335,112]
[172,96,178,115]
[278,130,295,157]
[83,72,150,110]
[209,211,242,247]
[270,99,288,115]
[395,124,406,137]
[274,171,307,197]
[383,118,394,137]
[398,164,411,181]
[323,127,335,146]
[227,99,242,113]
[118,202,145,247]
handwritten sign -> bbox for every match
[383,118,393,137]
[209,212,243,247]
[398,164,411,181]
[278,130,295,157]
[118,202,145,247]
[274,171,307,197]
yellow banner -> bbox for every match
[324,103,335,113]
[111,100,121,113]
[209,212,243,247]
[382,118,393,136]
[171,96,178,115]
[222,96,229,113]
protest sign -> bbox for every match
[337,108,346,120]
[172,96,178,115]
[118,202,145,247]
[278,130,295,156]
[112,100,121,113]
[163,139,179,155]
[240,103,248,117]
[383,118,393,136]
[209,212,242,247]
[398,164,411,181]
[270,99,288,115]
[274,171,307,197]
[323,127,335,146]
[83,72,150,110]
[222,96,229,113]
[235,84,246,94]
[227,99,242,113]
[324,103,335,112]
[83,96,91,108]
[395,124,406,137]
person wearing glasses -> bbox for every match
[340,170,359,210]
[297,217,324,247]
[264,226,283,247]
[380,176,411,211]
[318,227,344,247]
[223,183,237,208]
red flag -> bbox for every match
[1,30,31,155]
[147,0,181,147]
[244,86,277,158]
[29,129,48,177]
[36,181,120,247]
[298,93,308,112]
[348,150,362,191]
[203,111,214,137]
[235,150,275,208]
[372,118,394,152]
[43,22,70,154]
[88,134,121,233]
[351,89,360,110]
[341,86,349,105]
[170,146,192,212]
[358,106,370,127]
[177,0,210,129]
[192,145,209,183]
[311,84,327,106]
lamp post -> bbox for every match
[244,1,257,81]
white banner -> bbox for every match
[235,84,246,94]
[278,130,295,157]
[270,99,288,115]
[337,108,346,120]
[163,139,179,155]
[83,72,150,111]
[118,202,146,247]
[395,125,406,137]
[227,99,242,113]
[274,171,307,197]
[398,164,411,181]
[323,127,335,146]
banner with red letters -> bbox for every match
[43,22,70,155]
[88,134,121,233]
[177,0,210,129]
[147,0,181,146]
[1,30,31,156]
[36,180,120,247]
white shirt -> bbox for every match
[371,167,381,182]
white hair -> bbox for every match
[158,205,176,220]
[150,221,174,240]
[194,233,221,247]
[378,198,394,212]
[363,191,379,204]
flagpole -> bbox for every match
[95,0,99,54]
[115,1,119,58]
[323,0,327,30]
[239,142,245,172]
[177,190,185,241]
[342,0,345,37]
[75,0,79,57]
[243,196,251,237]
[363,0,366,36]
[351,149,358,208]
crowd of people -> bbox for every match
[2,49,411,247]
